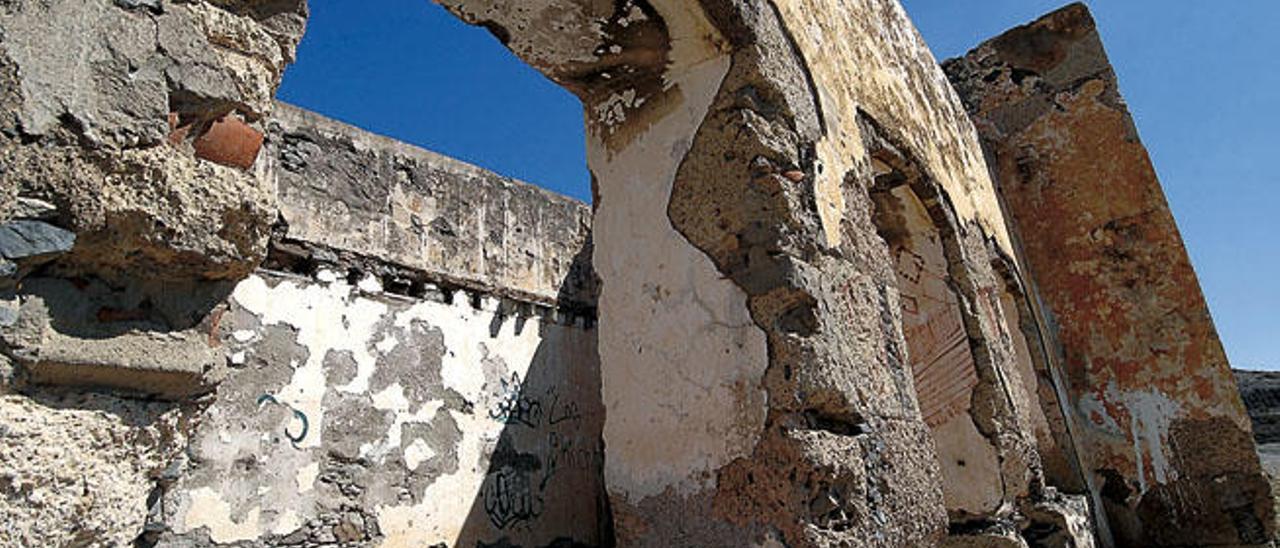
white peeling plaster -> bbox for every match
[184,487,261,544]
[374,296,561,545]
[1078,383,1183,493]
[295,462,319,493]
[232,275,390,449]
[362,381,444,461]
[589,4,768,502]
[203,274,596,544]
[403,438,435,471]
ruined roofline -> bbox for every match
[267,101,597,312]
[270,101,591,209]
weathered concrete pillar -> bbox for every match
[946,4,1274,546]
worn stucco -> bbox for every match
[947,4,1272,545]
[153,270,604,547]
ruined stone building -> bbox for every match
[0,1,1270,547]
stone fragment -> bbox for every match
[0,0,296,283]
[0,220,75,261]
[942,525,1030,548]
[193,112,265,170]
[1020,490,1097,548]
[114,0,161,13]
[333,514,364,543]
[0,295,16,327]
[1,278,220,398]
[6,143,276,282]
[10,197,57,221]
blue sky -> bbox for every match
[278,1,1279,370]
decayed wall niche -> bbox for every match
[946,4,1273,546]
[871,182,1006,518]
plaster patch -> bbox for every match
[363,381,444,460]
[184,487,261,544]
[589,19,767,502]
[295,462,319,493]
[404,438,435,471]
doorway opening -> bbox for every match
[275,0,591,203]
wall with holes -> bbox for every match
[155,270,605,546]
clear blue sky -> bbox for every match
[278,1,1279,370]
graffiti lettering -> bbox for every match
[546,390,582,426]
[489,373,543,427]
[482,443,544,529]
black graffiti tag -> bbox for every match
[482,442,544,529]
[546,389,582,426]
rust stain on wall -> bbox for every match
[946,4,1272,545]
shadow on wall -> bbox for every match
[455,239,614,547]
[142,235,610,547]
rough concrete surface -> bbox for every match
[267,103,595,307]
[0,390,190,547]
[947,4,1272,546]
[0,0,305,283]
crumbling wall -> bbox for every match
[10,1,1263,546]
[0,1,306,545]
[946,4,1273,546]
[433,1,1052,545]
[0,0,305,282]
[149,106,606,546]
[3,96,609,546]
[0,1,612,543]
[151,270,603,547]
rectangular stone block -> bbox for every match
[1,278,219,398]
[946,4,1273,545]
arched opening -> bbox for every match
[869,175,1006,518]
[275,1,591,202]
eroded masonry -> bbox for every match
[0,1,1269,547]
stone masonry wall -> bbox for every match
[946,4,1273,546]
[144,106,606,547]
[1,1,308,545]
